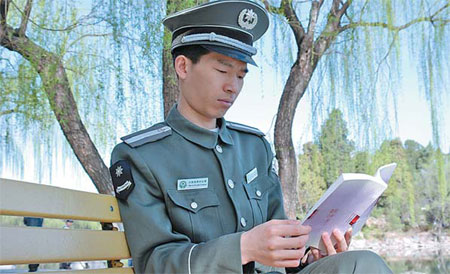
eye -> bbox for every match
[216,69,227,74]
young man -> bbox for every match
[110,1,392,273]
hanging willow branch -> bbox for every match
[0,0,113,194]
[340,2,450,32]
[18,0,32,36]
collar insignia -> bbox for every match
[246,167,258,184]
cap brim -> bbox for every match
[202,45,257,66]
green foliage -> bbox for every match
[317,109,355,187]
[298,109,449,231]
[371,139,416,227]
[0,216,101,230]
[297,142,326,218]
[353,151,370,174]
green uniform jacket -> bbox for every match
[111,106,287,274]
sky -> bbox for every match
[1,0,449,193]
[226,54,449,153]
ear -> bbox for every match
[174,55,191,80]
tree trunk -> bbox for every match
[162,31,178,118]
[0,25,113,194]
[274,60,315,219]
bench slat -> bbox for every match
[0,226,131,265]
[0,178,121,222]
[38,267,134,273]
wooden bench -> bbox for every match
[0,178,133,273]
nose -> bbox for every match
[224,76,239,94]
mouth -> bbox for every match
[217,99,233,107]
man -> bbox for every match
[63,219,74,229]
[110,1,392,273]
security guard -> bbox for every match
[110,1,393,273]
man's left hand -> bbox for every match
[310,228,352,261]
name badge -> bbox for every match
[177,177,208,190]
[246,167,258,184]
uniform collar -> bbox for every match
[166,105,234,149]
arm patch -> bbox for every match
[110,160,135,200]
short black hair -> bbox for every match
[172,45,211,66]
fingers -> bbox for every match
[275,224,311,237]
[266,219,301,225]
[270,248,306,268]
[275,234,309,250]
[319,229,349,259]
[321,232,337,256]
[332,229,348,252]
[345,227,352,246]
[311,248,322,261]
[273,247,306,260]
[265,220,311,237]
[273,259,304,268]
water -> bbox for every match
[387,257,449,274]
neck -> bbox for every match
[176,104,217,129]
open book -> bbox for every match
[301,163,397,251]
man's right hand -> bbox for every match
[240,219,311,268]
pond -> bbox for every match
[387,256,449,274]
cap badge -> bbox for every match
[238,8,258,30]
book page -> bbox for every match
[351,163,397,235]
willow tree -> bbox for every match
[1,0,163,193]
[260,0,449,218]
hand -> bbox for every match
[311,228,352,261]
[241,219,311,268]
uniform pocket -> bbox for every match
[167,189,222,242]
[244,175,276,223]
[167,189,220,213]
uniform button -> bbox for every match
[240,217,247,227]
[215,144,223,153]
[256,190,262,197]
[227,179,235,189]
[190,202,198,209]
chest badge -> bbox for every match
[246,167,258,184]
[177,177,208,190]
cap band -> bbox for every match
[174,32,257,55]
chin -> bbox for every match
[208,107,229,119]
[217,109,229,118]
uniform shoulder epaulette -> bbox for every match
[226,121,265,137]
[121,123,172,148]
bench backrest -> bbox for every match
[0,178,133,273]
